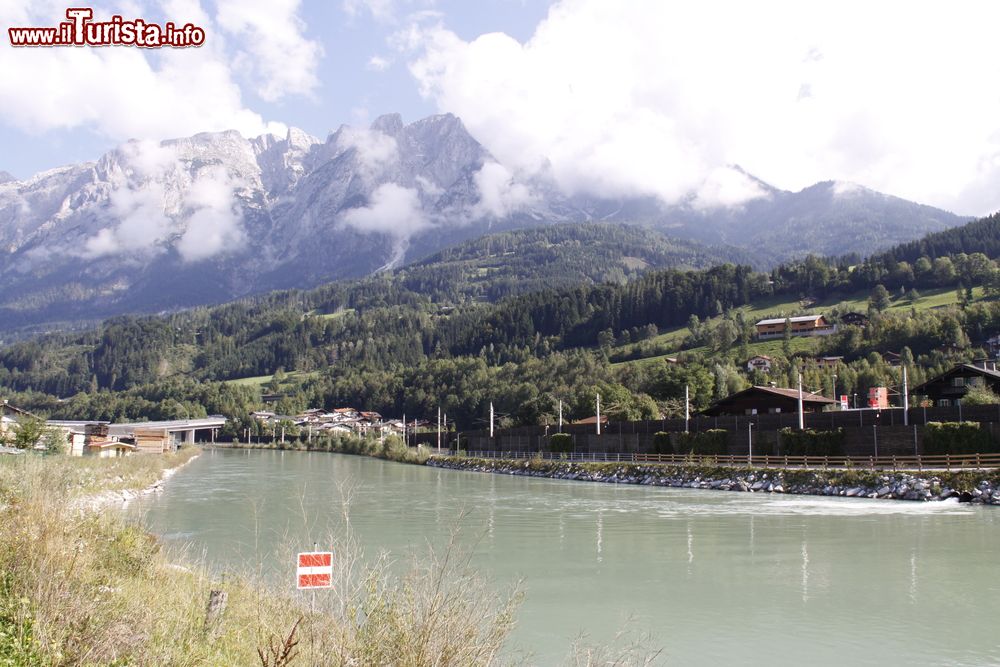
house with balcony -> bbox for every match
[755,314,836,340]
[746,355,773,373]
[911,363,1000,407]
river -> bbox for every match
[135,448,1000,665]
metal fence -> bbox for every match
[449,450,1000,471]
[462,404,1000,441]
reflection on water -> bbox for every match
[135,449,1000,666]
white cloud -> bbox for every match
[414,175,443,197]
[215,0,323,101]
[367,55,392,71]
[404,0,1000,215]
[84,182,173,257]
[341,183,428,236]
[175,166,246,261]
[82,141,179,259]
[342,0,403,23]
[473,161,535,218]
[0,2,291,142]
[81,142,245,262]
[337,127,398,175]
[691,168,770,211]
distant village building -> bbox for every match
[0,400,32,419]
[0,400,33,439]
[755,315,836,340]
[746,355,772,373]
[882,351,903,367]
[1,401,40,451]
[840,312,870,328]
[702,386,837,416]
[987,335,1000,356]
[572,415,609,425]
[814,356,844,369]
[48,417,226,456]
[911,362,1000,407]
[867,387,890,409]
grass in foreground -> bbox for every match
[0,451,521,666]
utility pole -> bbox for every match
[437,406,441,452]
[489,402,494,438]
[596,393,601,436]
[402,413,406,446]
[798,373,805,430]
[685,385,690,434]
[747,422,753,464]
[558,399,563,433]
[902,366,909,427]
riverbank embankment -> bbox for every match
[70,447,201,511]
[428,456,1000,504]
[0,449,516,665]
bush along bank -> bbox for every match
[427,456,1000,505]
[211,433,430,464]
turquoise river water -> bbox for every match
[134,449,1000,665]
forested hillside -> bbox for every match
[870,212,1000,265]
[1,216,999,432]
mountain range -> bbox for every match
[0,113,969,331]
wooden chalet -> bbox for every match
[814,356,844,368]
[911,363,1000,407]
[703,385,837,416]
[746,355,772,373]
[755,315,836,340]
[840,312,870,328]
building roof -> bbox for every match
[748,355,772,361]
[107,417,227,436]
[703,385,836,415]
[0,400,34,418]
[912,363,1000,393]
[85,441,137,450]
[572,415,609,425]
[756,315,825,327]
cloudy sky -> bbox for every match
[2,0,999,216]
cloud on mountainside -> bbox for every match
[81,141,246,262]
[336,126,399,176]
[402,0,1000,215]
[472,162,536,218]
[0,0,320,261]
[341,182,429,237]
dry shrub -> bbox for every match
[0,451,523,666]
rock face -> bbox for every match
[0,113,969,330]
[427,457,1000,505]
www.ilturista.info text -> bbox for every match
[8,8,205,48]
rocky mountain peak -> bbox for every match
[0,112,972,332]
[370,113,404,136]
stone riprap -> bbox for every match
[427,456,1000,504]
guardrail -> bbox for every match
[445,450,1000,471]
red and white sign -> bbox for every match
[296,551,333,590]
[840,395,849,410]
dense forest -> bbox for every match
[2,215,999,430]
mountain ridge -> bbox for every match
[0,113,970,331]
